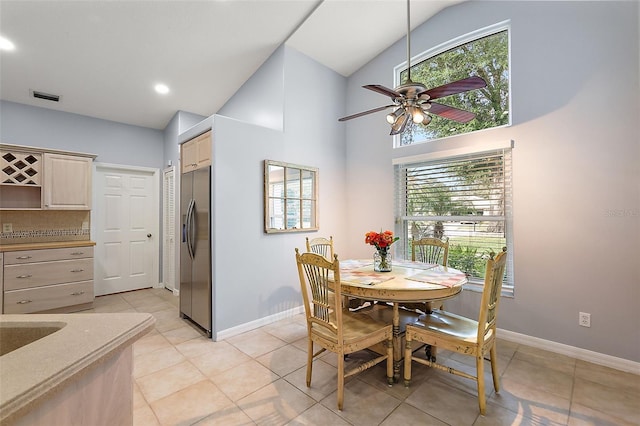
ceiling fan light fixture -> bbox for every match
[421,114,432,125]
[386,108,403,124]
[390,112,408,134]
[409,106,424,124]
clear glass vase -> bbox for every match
[374,250,392,272]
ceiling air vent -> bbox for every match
[31,90,60,102]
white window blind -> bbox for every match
[395,149,513,291]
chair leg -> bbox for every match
[337,351,345,411]
[386,337,394,386]
[404,333,412,387]
[490,344,500,392]
[476,354,486,415]
[306,339,313,387]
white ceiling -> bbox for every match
[0,0,463,130]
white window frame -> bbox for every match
[264,160,319,234]
[393,20,512,147]
[394,141,514,295]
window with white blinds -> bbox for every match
[395,149,513,291]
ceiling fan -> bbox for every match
[338,0,487,136]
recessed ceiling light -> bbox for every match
[0,36,15,51]
[154,83,170,95]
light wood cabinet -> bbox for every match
[181,130,212,173]
[0,145,94,210]
[3,246,94,314]
[0,149,43,209]
[43,153,92,210]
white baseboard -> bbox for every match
[498,328,640,375]
[172,288,179,296]
[216,305,305,341]
[214,309,639,375]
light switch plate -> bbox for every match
[3,223,13,233]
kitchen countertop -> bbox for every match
[0,241,96,252]
[0,313,155,424]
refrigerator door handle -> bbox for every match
[185,199,195,259]
[189,200,197,256]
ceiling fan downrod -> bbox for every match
[405,0,412,83]
[337,0,487,136]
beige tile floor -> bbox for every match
[88,288,640,426]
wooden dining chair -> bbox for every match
[305,236,334,259]
[412,237,449,265]
[306,236,366,310]
[403,248,508,415]
[295,249,393,410]
[401,237,450,315]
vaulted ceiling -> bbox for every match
[0,0,463,129]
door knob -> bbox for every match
[147,233,152,238]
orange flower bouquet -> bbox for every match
[365,230,399,272]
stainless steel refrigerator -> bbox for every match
[180,167,212,337]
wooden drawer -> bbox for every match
[4,258,94,291]
[4,280,94,314]
[4,247,94,265]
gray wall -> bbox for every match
[209,45,348,332]
[0,100,164,168]
[218,46,285,131]
[343,1,640,362]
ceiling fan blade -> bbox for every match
[390,113,409,135]
[363,84,403,99]
[428,102,476,123]
[422,76,486,100]
[338,104,395,122]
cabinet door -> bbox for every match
[195,130,212,169]
[181,139,197,174]
[181,130,211,174]
[44,153,93,209]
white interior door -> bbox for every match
[93,163,159,296]
[162,166,176,292]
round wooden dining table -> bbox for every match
[335,259,468,381]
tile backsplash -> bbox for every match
[0,210,91,244]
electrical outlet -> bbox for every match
[82,221,89,230]
[579,312,591,327]
[2,223,12,233]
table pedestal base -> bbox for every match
[357,302,424,381]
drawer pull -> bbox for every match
[17,274,32,279]
[16,256,32,260]
[17,300,32,304]
[70,252,84,256]
[70,269,84,273]
[71,291,85,296]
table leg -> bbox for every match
[392,302,401,382]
